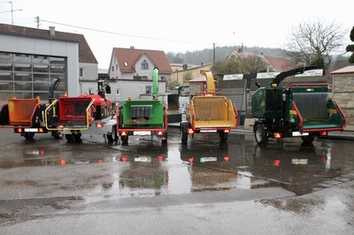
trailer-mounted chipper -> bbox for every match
[116,68,168,146]
[44,81,116,144]
[252,66,346,146]
[0,80,62,141]
[181,71,238,145]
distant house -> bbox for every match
[229,49,294,72]
[169,63,213,87]
[107,47,171,102]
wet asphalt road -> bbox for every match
[0,128,353,234]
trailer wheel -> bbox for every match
[218,131,228,143]
[65,134,74,143]
[161,133,168,146]
[73,133,82,144]
[254,123,268,147]
[121,135,128,146]
[51,131,62,139]
[24,132,35,141]
[181,127,188,145]
[301,135,314,146]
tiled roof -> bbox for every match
[331,65,354,75]
[263,56,293,72]
[0,23,97,64]
[113,47,172,74]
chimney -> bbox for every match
[130,46,134,49]
[49,26,55,39]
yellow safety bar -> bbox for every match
[44,99,95,131]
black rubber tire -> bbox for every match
[121,135,128,146]
[218,131,228,143]
[24,132,35,141]
[73,133,82,144]
[51,131,62,139]
[254,123,268,147]
[161,133,168,146]
[65,134,74,143]
[181,127,188,145]
[107,134,114,145]
[301,135,315,145]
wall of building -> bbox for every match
[79,81,97,95]
[79,62,98,81]
[332,74,354,131]
[107,80,167,102]
[170,64,212,85]
[0,34,80,96]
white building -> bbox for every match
[0,23,97,105]
[107,47,171,102]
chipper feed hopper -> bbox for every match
[45,82,116,144]
[181,71,238,145]
[252,66,345,146]
[116,68,168,146]
[0,97,58,140]
[0,80,62,141]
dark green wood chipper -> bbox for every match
[252,66,345,146]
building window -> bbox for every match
[160,76,165,81]
[116,89,119,95]
[111,66,114,72]
[105,85,111,94]
[79,68,83,77]
[141,60,149,70]
[145,85,152,95]
[0,52,66,102]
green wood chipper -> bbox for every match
[252,66,345,146]
[116,68,167,146]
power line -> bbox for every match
[39,18,196,45]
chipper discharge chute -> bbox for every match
[45,82,116,144]
[252,66,345,147]
[116,68,168,146]
[181,71,238,145]
[0,96,62,141]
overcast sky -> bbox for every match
[0,0,352,68]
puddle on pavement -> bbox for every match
[1,129,354,199]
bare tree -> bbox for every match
[288,21,345,68]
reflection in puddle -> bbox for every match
[1,133,354,199]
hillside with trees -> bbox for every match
[167,46,289,65]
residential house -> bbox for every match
[107,47,171,102]
[169,63,212,87]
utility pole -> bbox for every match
[212,42,216,65]
[9,1,13,24]
[35,16,40,28]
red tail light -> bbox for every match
[224,129,230,133]
[157,131,163,136]
[320,131,328,136]
[121,131,127,136]
[223,155,230,161]
[58,159,66,166]
[274,132,282,139]
[157,155,165,161]
[96,122,103,128]
[187,157,194,164]
[188,128,194,134]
